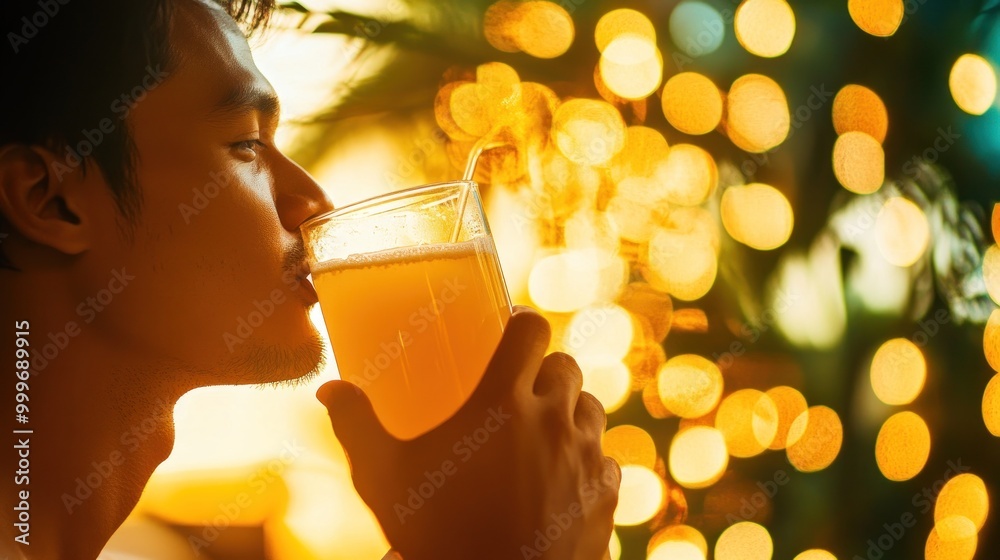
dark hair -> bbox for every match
[0,0,275,228]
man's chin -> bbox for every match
[221,332,328,387]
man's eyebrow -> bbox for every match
[209,83,280,120]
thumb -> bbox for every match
[317,380,393,465]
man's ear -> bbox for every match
[0,144,93,255]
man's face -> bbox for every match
[87,1,333,385]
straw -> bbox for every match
[451,126,510,242]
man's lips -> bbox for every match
[293,261,319,304]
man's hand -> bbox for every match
[318,307,620,560]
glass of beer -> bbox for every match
[301,181,511,440]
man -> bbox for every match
[0,1,620,559]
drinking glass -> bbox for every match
[301,181,511,440]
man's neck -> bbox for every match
[3,311,183,560]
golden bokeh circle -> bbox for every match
[985,373,1000,437]
[793,550,837,560]
[614,464,665,526]
[986,309,1000,372]
[786,406,843,472]
[657,144,719,207]
[727,74,791,153]
[715,389,779,458]
[925,515,978,560]
[669,426,729,489]
[950,54,998,116]
[935,473,990,531]
[720,183,794,251]
[848,0,904,37]
[513,1,575,59]
[833,84,889,143]
[715,522,774,560]
[603,425,657,469]
[766,386,809,450]
[734,0,796,58]
[595,8,657,52]
[875,411,931,482]
[661,72,724,135]
[657,354,724,418]
[870,338,927,405]
[833,131,885,194]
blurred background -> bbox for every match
[100,0,1000,558]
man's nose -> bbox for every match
[275,158,335,232]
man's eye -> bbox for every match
[231,139,265,159]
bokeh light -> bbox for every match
[483,1,574,58]
[766,386,808,450]
[669,426,729,489]
[734,0,796,58]
[984,245,1000,305]
[794,550,837,560]
[950,54,998,116]
[552,98,626,166]
[512,2,575,58]
[925,515,978,560]
[649,524,709,557]
[595,8,656,52]
[563,304,635,361]
[603,424,658,469]
[646,221,719,301]
[935,474,990,531]
[661,73,724,135]
[614,126,670,179]
[614,464,666,526]
[580,358,632,413]
[657,354,724,418]
[833,131,885,194]
[720,183,794,251]
[715,389,779,458]
[833,84,889,143]
[786,406,844,472]
[987,309,1000,372]
[727,74,791,152]
[657,143,718,206]
[715,522,774,560]
[870,338,927,405]
[875,197,930,267]
[848,0,904,37]
[648,541,705,560]
[985,373,1000,437]
[875,411,931,481]
[669,1,725,57]
[600,34,663,100]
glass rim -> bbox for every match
[299,180,478,232]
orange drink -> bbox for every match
[302,182,511,440]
